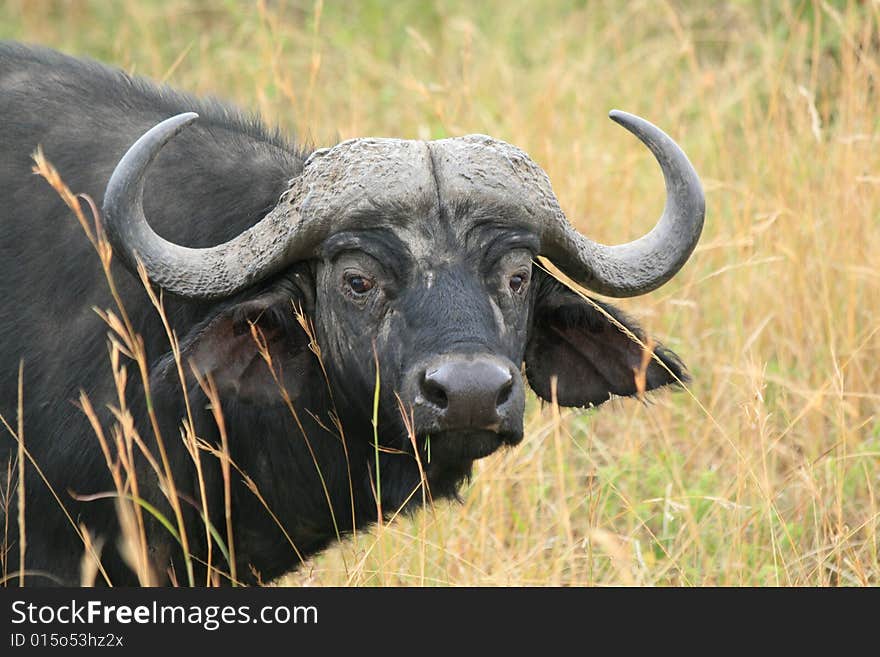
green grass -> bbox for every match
[2,0,879,586]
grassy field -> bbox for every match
[2,0,878,586]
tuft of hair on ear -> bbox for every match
[646,340,690,390]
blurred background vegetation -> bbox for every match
[1,0,878,585]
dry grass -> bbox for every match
[1,0,878,585]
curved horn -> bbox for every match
[102,113,301,299]
[542,110,705,297]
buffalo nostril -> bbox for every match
[417,358,516,429]
[495,375,513,408]
[421,371,449,410]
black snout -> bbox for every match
[417,356,517,432]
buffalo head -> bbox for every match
[102,111,703,496]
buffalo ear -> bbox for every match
[156,280,320,403]
[524,277,687,407]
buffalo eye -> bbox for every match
[345,272,374,296]
[509,271,529,294]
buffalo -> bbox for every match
[0,42,704,585]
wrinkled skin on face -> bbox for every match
[315,219,535,478]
